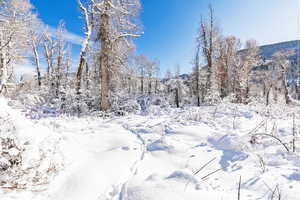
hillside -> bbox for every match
[259,40,300,61]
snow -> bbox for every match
[1,98,300,199]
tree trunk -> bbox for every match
[266,85,272,106]
[140,75,144,94]
[128,77,131,94]
[85,62,89,90]
[175,88,179,108]
[148,79,152,95]
[155,79,158,94]
[43,43,53,83]
[196,71,200,107]
[99,1,111,111]
[0,33,8,94]
[32,42,41,87]
[282,75,291,104]
[56,51,63,97]
[76,55,85,94]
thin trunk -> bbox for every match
[148,78,152,95]
[140,74,144,94]
[175,88,179,108]
[155,79,158,94]
[283,75,291,104]
[196,46,200,106]
[44,43,52,78]
[128,77,131,94]
[32,42,41,87]
[56,53,62,97]
[86,62,89,90]
[266,85,272,106]
[0,34,8,94]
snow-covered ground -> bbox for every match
[1,98,300,200]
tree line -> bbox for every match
[0,1,298,114]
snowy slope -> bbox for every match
[1,100,300,200]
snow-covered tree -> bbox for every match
[192,45,201,106]
[29,21,44,87]
[0,0,37,94]
[215,36,241,98]
[234,40,260,103]
[91,0,141,111]
[272,51,291,104]
[197,4,220,101]
[135,54,147,94]
[76,0,95,94]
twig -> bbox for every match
[201,167,225,180]
[184,157,216,191]
[248,120,266,135]
[194,157,216,175]
[271,185,277,200]
[270,122,277,136]
[238,176,242,200]
[257,154,266,173]
[253,133,290,152]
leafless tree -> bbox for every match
[234,40,259,103]
[92,0,141,111]
[198,4,220,99]
[272,51,291,104]
[76,0,95,94]
[0,0,37,94]
[215,36,241,98]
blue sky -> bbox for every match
[31,0,300,74]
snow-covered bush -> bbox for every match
[111,95,141,116]
[0,99,63,190]
[0,116,23,173]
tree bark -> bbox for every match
[175,88,179,108]
[0,33,8,94]
[99,0,111,111]
[32,41,41,87]
[282,75,291,104]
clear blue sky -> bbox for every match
[31,0,300,74]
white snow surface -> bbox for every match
[1,98,300,200]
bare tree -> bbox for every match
[214,36,243,99]
[43,32,55,81]
[272,52,291,104]
[92,0,141,111]
[29,21,44,87]
[0,0,37,94]
[198,4,219,99]
[135,54,147,94]
[146,59,156,95]
[76,0,94,94]
[165,69,173,94]
[154,60,160,94]
[234,40,259,103]
[54,21,67,97]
